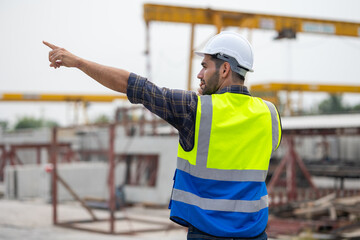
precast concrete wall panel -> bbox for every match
[116,135,178,205]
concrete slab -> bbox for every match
[0,199,187,240]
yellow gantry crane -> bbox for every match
[0,93,127,102]
[250,83,360,114]
[0,93,127,124]
[143,4,360,37]
[1,4,360,117]
[143,4,360,114]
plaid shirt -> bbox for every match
[126,73,251,151]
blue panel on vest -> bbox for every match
[174,169,267,200]
[170,200,268,238]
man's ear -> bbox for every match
[220,62,231,78]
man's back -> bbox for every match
[171,92,281,238]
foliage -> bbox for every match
[352,103,360,111]
[0,120,8,131]
[93,114,111,124]
[317,94,350,114]
[14,116,59,130]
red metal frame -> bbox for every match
[50,124,178,235]
[0,143,75,181]
[268,135,318,202]
[0,145,23,181]
[268,123,360,206]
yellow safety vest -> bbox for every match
[170,92,281,238]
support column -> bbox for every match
[145,21,151,79]
[108,124,116,233]
[36,147,41,165]
[214,13,223,33]
[286,137,297,201]
[51,127,58,225]
[187,24,195,91]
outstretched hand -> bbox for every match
[43,41,80,69]
[43,41,130,93]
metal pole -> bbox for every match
[187,24,195,91]
[214,13,222,33]
[245,29,252,87]
[74,102,79,125]
[0,146,6,181]
[286,137,297,201]
[57,174,97,220]
[82,101,89,125]
[51,127,58,225]
[36,147,41,165]
[145,21,151,79]
[108,124,116,233]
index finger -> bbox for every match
[43,41,59,50]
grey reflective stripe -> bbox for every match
[196,95,213,168]
[263,100,280,153]
[177,157,267,182]
[172,189,268,213]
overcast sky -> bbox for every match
[1,0,360,127]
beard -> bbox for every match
[202,71,220,95]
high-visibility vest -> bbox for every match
[169,92,282,238]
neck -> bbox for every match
[218,76,244,90]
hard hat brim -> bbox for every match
[194,51,254,72]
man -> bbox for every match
[44,31,281,240]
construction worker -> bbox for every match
[44,31,282,240]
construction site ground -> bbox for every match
[2,181,360,240]
[0,196,282,240]
[0,195,188,240]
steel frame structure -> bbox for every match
[268,121,360,206]
[50,122,178,235]
[0,142,75,181]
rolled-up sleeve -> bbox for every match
[127,73,147,104]
[127,73,197,151]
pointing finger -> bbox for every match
[43,41,59,50]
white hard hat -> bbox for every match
[195,31,254,75]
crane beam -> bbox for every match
[251,83,360,93]
[144,4,360,37]
[0,93,127,102]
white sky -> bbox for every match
[1,0,360,127]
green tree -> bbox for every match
[93,114,110,124]
[318,94,349,114]
[0,120,8,131]
[43,120,59,128]
[352,103,360,112]
[14,116,59,130]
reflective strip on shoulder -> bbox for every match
[172,189,268,213]
[196,95,213,168]
[177,157,267,182]
[263,100,280,153]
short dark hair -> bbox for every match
[210,54,225,69]
[210,55,245,82]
